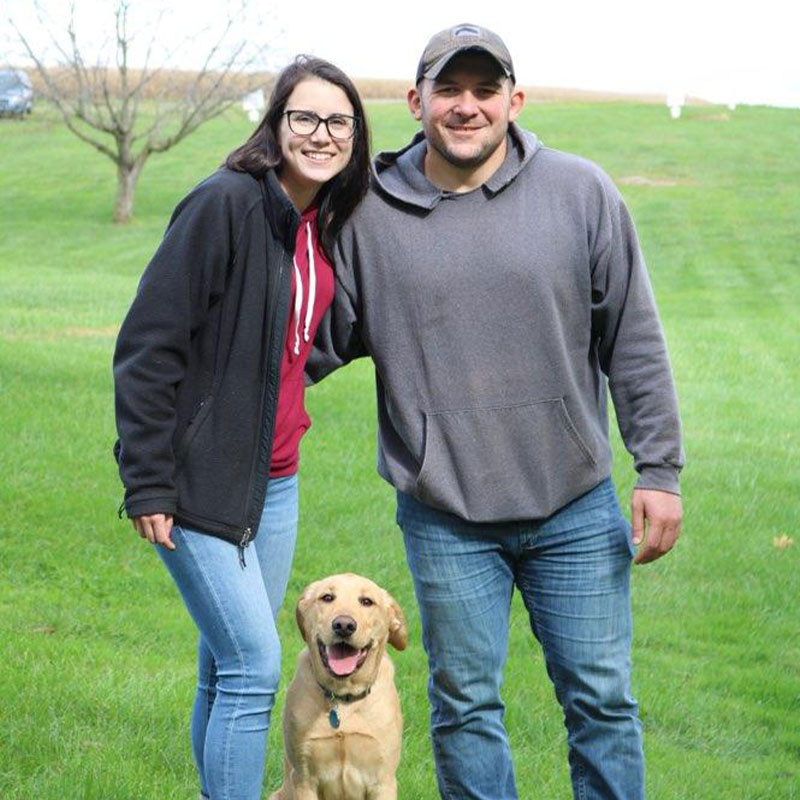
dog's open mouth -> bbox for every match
[317,638,371,677]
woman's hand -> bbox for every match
[132,513,176,550]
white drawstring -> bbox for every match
[292,257,303,356]
[304,221,316,345]
[292,221,317,356]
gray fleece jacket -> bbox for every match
[309,123,683,522]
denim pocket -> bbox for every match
[414,398,601,522]
[618,515,636,560]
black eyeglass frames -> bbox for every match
[283,110,358,141]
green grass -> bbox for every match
[1,100,799,798]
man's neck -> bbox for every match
[423,138,507,193]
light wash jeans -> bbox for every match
[158,474,298,800]
[397,478,644,800]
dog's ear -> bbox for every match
[295,582,317,643]
[383,590,408,651]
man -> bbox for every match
[310,22,683,800]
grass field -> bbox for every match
[1,99,799,799]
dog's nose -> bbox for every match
[332,615,357,638]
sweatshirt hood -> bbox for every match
[372,122,541,210]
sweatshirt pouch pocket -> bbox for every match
[414,398,599,522]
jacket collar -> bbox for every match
[261,168,301,246]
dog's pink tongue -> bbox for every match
[327,643,360,676]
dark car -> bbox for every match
[0,69,34,117]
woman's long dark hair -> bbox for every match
[226,55,371,258]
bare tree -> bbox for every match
[9,1,273,222]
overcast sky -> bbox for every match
[6,0,800,107]
[272,0,799,107]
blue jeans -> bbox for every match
[158,474,298,800]
[397,478,643,800]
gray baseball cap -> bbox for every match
[416,23,515,84]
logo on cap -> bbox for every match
[453,24,481,38]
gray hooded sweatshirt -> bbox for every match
[310,124,683,523]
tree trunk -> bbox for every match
[113,160,143,224]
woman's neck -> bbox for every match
[277,174,318,213]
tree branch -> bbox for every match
[10,0,274,221]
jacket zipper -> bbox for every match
[238,527,252,567]
[238,199,297,566]
[238,252,288,567]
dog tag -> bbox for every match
[329,708,340,729]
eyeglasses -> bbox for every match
[283,110,358,141]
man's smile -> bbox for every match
[445,123,485,134]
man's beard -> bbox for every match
[427,127,505,170]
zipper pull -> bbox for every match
[238,527,252,569]
[117,499,126,519]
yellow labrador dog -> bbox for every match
[270,573,407,800]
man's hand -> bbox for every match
[132,513,176,551]
[631,489,682,564]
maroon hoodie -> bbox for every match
[270,204,334,477]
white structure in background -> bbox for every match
[242,89,266,122]
[666,90,686,119]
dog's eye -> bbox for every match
[359,597,374,607]
[320,593,335,603]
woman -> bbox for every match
[113,56,370,800]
